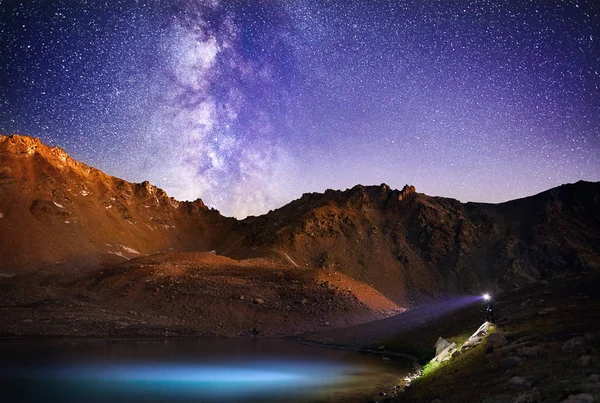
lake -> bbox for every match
[0,338,412,402]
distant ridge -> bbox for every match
[1,134,599,308]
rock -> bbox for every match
[380,391,386,396]
[254,298,265,304]
[560,393,594,403]
[577,356,592,366]
[435,337,452,355]
[462,322,491,350]
[589,374,599,382]
[382,356,391,361]
[323,321,330,326]
[562,336,587,352]
[481,398,510,403]
[508,376,527,386]
[513,388,541,403]
[22,319,33,323]
[517,345,542,357]
[432,342,457,363]
[501,356,522,369]
[431,400,444,403]
[240,295,245,300]
[493,342,530,356]
[301,298,309,305]
[486,333,508,349]
[452,350,461,358]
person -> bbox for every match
[486,298,495,323]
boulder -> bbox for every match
[560,393,594,403]
[435,337,452,356]
[462,322,491,350]
[577,356,592,366]
[513,388,541,403]
[501,356,522,369]
[486,333,508,349]
[432,342,457,363]
[517,345,541,357]
[562,336,587,352]
[508,376,526,386]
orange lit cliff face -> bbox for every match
[0,134,229,271]
[1,134,599,307]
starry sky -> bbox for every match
[1,0,599,218]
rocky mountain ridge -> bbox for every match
[0,134,230,271]
[1,134,599,309]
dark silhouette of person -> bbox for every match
[486,298,495,323]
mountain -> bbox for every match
[0,134,598,337]
[229,181,600,306]
[0,134,231,271]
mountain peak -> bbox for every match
[0,133,94,175]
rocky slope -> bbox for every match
[0,134,231,272]
[228,181,600,307]
[0,251,403,337]
[1,134,599,337]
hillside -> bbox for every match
[229,181,600,307]
[0,134,232,272]
[0,134,599,338]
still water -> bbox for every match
[0,338,412,402]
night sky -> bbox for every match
[1,0,599,218]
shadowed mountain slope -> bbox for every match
[1,134,598,310]
[228,181,599,307]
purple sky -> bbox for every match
[1,0,599,217]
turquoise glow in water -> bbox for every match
[1,339,411,402]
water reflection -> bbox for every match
[0,338,411,402]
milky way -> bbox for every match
[1,0,599,217]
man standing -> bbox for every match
[484,294,495,323]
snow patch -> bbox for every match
[120,245,140,255]
[53,202,65,208]
[108,251,127,259]
[284,253,299,268]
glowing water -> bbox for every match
[0,338,411,402]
